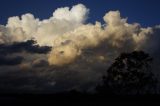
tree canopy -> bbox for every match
[96,51,158,95]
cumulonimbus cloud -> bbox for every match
[0,4,159,66]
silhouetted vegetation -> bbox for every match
[96,51,158,95]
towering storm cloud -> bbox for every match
[4,4,89,45]
[0,4,159,66]
[0,3,160,93]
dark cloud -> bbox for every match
[0,69,56,93]
[32,59,49,67]
[0,56,23,66]
[0,39,52,55]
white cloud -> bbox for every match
[0,4,159,66]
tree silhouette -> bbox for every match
[96,51,158,95]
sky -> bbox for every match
[0,0,160,93]
[0,0,160,27]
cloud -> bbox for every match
[47,10,153,66]
[3,4,89,46]
[0,56,23,66]
[0,4,155,66]
[32,59,49,67]
[48,40,81,66]
[0,3,160,92]
[0,39,52,55]
[53,4,89,23]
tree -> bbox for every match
[96,51,158,95]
